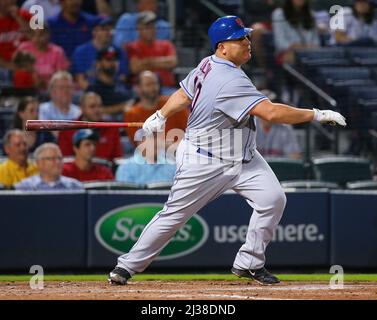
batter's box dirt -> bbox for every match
[1,281,377,300]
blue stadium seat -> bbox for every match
[347,87,377,127]
[281,180,339,189]
[265,157,307,181]
[346,180,377,190]
[295,47,349,68]
[346,47,377,66]
[318,67,371,84]
[312,156,373,186]
[82,181,139,190]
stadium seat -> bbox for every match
[346,180,377,190]
[346,47,377,66]
[312,156,373,186]
[146,181,173,190]
[318,67,371,85]
[372,68,377,81]
[295,47,349,68]
[265,157,307,181]
[281,180,339,189]
[82,181,140,190]
[347,86,377,128]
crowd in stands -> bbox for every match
[1,0,377,191]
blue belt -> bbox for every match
[196,148,251,163]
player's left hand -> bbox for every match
[313,108,347,127]
[142,110,166,135]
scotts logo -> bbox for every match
[235,18,244,27]
[95,204,209,260]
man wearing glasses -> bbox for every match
[15,143,82,191]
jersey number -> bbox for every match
[191,76,202,111]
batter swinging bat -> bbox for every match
[25,120,144,131]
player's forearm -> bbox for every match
[252,101,314,124]
[159,88,192,118]
[268,103,314,124]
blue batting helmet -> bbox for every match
[208,16,253,51]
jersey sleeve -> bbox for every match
[215,76,268,122]
[179,67,197,99]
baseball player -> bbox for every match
[108,16,346,285]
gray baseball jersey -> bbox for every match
[180,55,268,162]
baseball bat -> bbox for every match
[25,120,144,131]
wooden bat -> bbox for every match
[25,120,144,131]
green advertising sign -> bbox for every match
[95,203,209,260]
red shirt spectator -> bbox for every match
[58,92,123,161]
[62,128,114,182]
[126,39,176,87]
[0,6,31,63]
[58,117,123,161]
[125,11,177,88]
[62,161,113,182]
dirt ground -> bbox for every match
[1,280,377,300]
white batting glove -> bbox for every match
[313,108,347,127]
[142,110,166,136]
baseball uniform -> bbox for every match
[116,54,287,274]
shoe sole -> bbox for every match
[108,274,127,285]
[231,269,280,286]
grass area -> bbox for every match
[1,274,377,282]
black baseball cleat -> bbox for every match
[231,267,280,285]
[108,267,131,285]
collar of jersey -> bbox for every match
[210,55,237,68]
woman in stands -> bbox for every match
[330,0,377,46]
[272,0,320,65]
[12,96,55,153]
[16,25,69,92]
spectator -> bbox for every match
[86,46,131,118]
[272,0,320,65]
[15,143,83,190]
[58,92,123,161]
[62,129,114,182]
[0,0,32,81]
[124,70,188,147]
[330,0,377,46]
[116,130,175,188]
[113,0,172,48]
[256,118,302,159]
[47,0,101,58]
[126,11,178,95]
[17,24,70,91]
[12,50,38,89]
[12,96,55,153]
[39,71,81,121]
[71,17,129,91]
[21,0,61,19]
[0,129,38,188]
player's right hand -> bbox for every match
[313,108,347,127]
[142,110,167,135]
